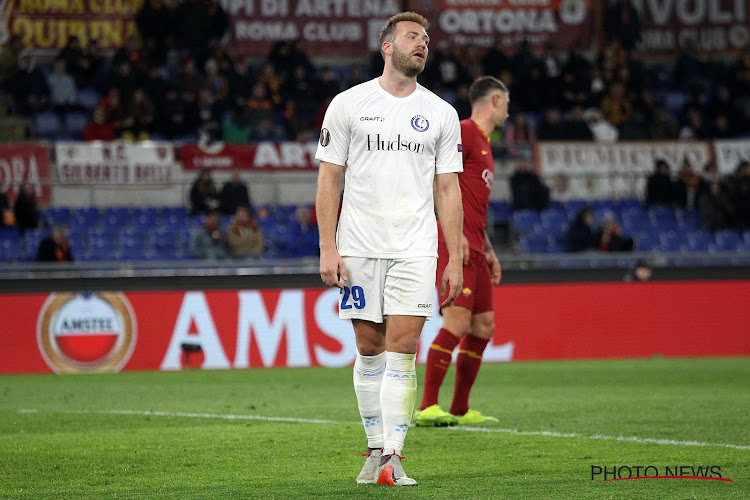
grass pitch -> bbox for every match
[1,357,748,499]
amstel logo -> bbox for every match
[37,292,137,373]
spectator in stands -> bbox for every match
[6,50,49,115]
[121,88,155,141]
[509,157,550,211]
[159,87,188,139]
[190,167,219,215]
[710,85,742,135]
[728,161,750,230]
[80,39,107,88]
[189,210,228,259]
[504,111,537,155]
[13,182,40,235]
[710,113,734,139]
[0,35,25,86]
[136,0,173,65]
[648,106,678,140]
[559,69,589,111]
[219,167,252,216]
[561,105,594,140]
[481,39,510,79]
[623,259,653,282]
[674,161,702,209]
[57,36,87,86]
[280,100,308,139]
[282,65,318,114]
[47,58,79,114]
[195,87,224,142]
[203,58,230,103]
[600,81,631,130]
[227,206,263,259]
[83,105,117,141]
[0,190,11,227]
[619,108,650,140]
[566,206,599,252]
[257,63,283,107]
[99,87,124,127]
[174,0,228,68]
[452,84,472,120]
[36,226,74,262]
[673,38,705,91]
[646,159,676,206]
[222,106,251,143]
[678,108,708,140]
[226,57,253,108]
[246,82,276,125]
[604,0,642,53]
[103,61,137,106]
[598,213,634,252]
[536,108,566,140]
[698,181,734,232]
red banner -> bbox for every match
[179,142,319,171]
[0,142,52,205]
[407,0,593,51]
[2,0,141,51]
[1,281,749,374]
[223,0,401,56]
[637,0,750,55]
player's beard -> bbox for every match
[391,45,425,78]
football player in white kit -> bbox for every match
[315,12,464,487]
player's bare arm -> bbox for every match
[435,172,463,306]
[485,231,502,284]
[316,161,347,288]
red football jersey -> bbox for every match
[439,118,494,253]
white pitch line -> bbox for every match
[17,409,750,451]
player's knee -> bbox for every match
[475,319,495,339]
[356,339,384,357]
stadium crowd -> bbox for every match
[1,1,750,262]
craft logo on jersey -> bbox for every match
[319,128,331,147]
[37,292,137,373]
[410,115,429,132]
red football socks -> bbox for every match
[450,334,490,416]
[419,328,460,410]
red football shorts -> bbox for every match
[436,240,494,314]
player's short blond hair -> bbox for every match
[378,12,430,60]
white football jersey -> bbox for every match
[315,78,463,258]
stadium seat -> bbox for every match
[490,201,512,221]
[712,230,743,252]
[685,230,712,252]
[658,232,683,252]
[675,208,700,229]
[64,111,88,139]
[634,231,660,251]
[563,200,587,219]
[32,111,63,140]
[648,206,677,229]
[512,210,542,234]
[44,207,72,227]
[77,88,101,110]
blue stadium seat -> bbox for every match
[519,234,548,254]
[591,200,616,213]
[512,210,542,234]
[712,230,743,252]
[563,200,587,219]
[22,228,47,260]
[71,207,101,228]
[490,201,512,221]
[659,232,683,252]
[64,111,88,139]
[275,205,298,223]
[32,111,63,140]
[675,208,700,229]
[685,230,712,252]
[44,207,72,227]
[77,88,101,110]
[648,206,677,229]
[634,231,660,251]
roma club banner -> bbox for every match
[0,142,52,205]
[55,141,174,184]
[1,281,749,374]
[1,0,141,50]
[536,141,712,200]
[407,0,593,50]
[179,142,319,171]
[222,0,401,56]
[636,0,750,55]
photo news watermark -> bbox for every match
[591,465,733,482]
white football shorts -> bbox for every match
[339,256,437,322]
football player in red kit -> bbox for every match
[415,76,509,426]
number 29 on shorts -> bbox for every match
[340,285,366,310]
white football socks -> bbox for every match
[353,351,386,449]
[380,351,417,456]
